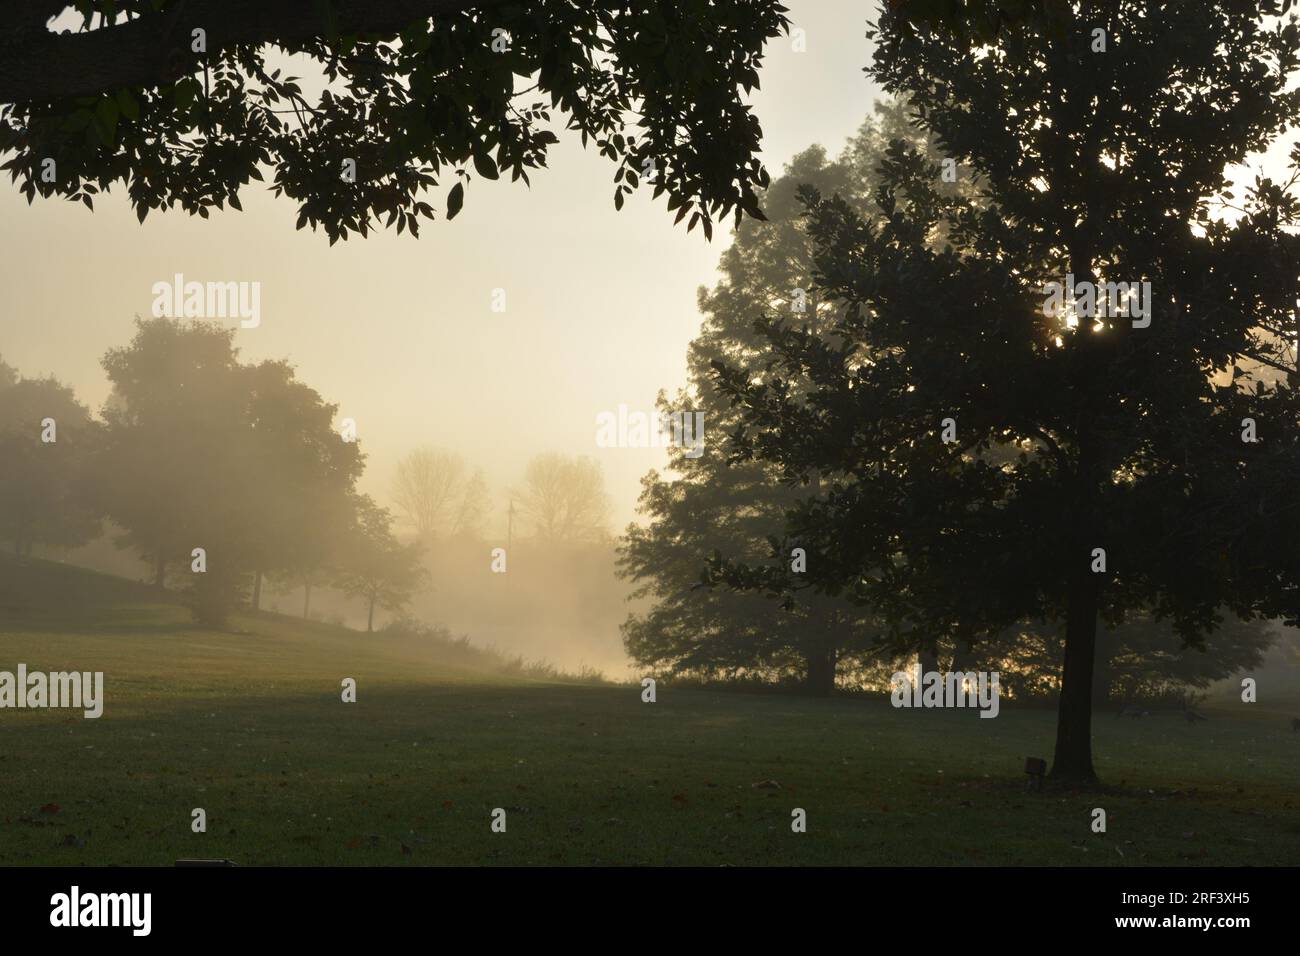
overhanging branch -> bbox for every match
[0,0,519,105]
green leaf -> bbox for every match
[447,182,465,219]
[116,89,140,122]
[94,96,119,144]
[472,150,499,181]
[174,78,197,111]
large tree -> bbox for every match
[96,319,249,594]
[712,2,1300,782]
[619,102,957,694]
[96,318,365,624]
[0,0,788,243]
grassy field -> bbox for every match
[1,558,1297,866]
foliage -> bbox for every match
[709,2,1300,779]
[0,0,790,243]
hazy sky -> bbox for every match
[0,0,887,536]
[2,0,1292,538]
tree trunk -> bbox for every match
[1091,631,1115,706]
[367,594,375,633]
[251,570,262,611]
[1051,570,1099,783]
[303,582,312,619]
[804,648,837,696]
[949,640,977,674]
[154,551,167,590]
[918,646,940,678]
[1051,436,1102,783]
[1050,174,1104,784]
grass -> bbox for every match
[1,557,1297,866]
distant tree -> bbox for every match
[96,318,364,626]
[711,3,1300,783]
[0,368,102,559]
[95,319,245,591]
[335,494,429,632]
[0,0,789,243]
[514,453,611,544]
[391,446,478,539]
[950,613,1275,706]
[1096,614,1274,705]
[452,468,491,538]
[241,359,365,609]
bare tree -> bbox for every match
[391,447,467,538]
[452,469,490,539]
[514,454,611,544]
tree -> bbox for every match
[453,468,490,538]
[711,3,1300,782]
[514,453,611,543]
[95,318,245,591]
[0,0,789,243]
[391,446,482,539]
[241,359,365,609]
[1093,614,1273,706]
[96,318,365,626]
[335,494,429,631]
[620,103,952,694]
[0,366,102,559]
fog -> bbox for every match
[3,0,1295,673]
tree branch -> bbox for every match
[0,0,519,105]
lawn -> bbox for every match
[1,558,1296,865]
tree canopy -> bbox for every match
[0,0,790,242]
[619,101,951,694]
[94,318,366,624]
[709,2,1300,781]
[0,363,102,558]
